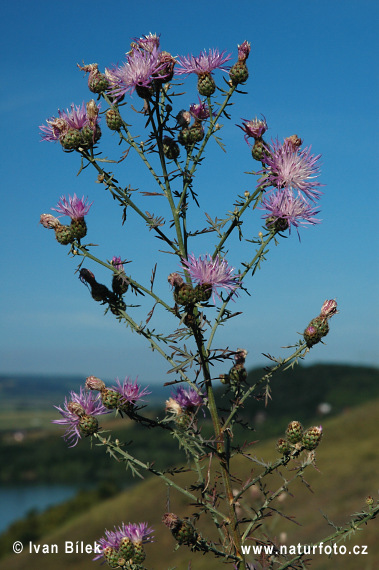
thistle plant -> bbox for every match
[39,33,378,569]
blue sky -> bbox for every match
[1,0,378,384]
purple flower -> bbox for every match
[111,256,124,271]
[260,188,321,238]
[52,387,110,447]
[39,116,64,141]
[63,102,88,130]
[171,386,204,411]
[320,299,338,318]
[175,48,231,76]
[181,253,240,302]
[125,522,154,544]
[94,522,153,562]
[111,377,151,406]
[52,194,92,220]
[261,139,323,202]
[39,101,100,141]
[189,98,212,121]
[237,40,251,61]
[106,46,169,99]
[238,116,268,143]
[132,32,161,52]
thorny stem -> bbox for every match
[74,245,176,315]
[80,148,178,253]
[93,433,229,524]
[207,231,277,353]
[223,342,309,432]
[276,503,379,570]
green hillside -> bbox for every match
[1,398,378,570]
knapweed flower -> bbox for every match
[181,253,240,302]
[320,299,338,319]
[52,193,92,220]
[237,40,251,62]
[176,48,231,76]
[189,98,211,122]
[106,46,170,99]
[261,138,323,202]
[176,48,231,96]
[77,62,109,94]
[260,188,321,238]
[132,32,161,52]
[111,256,129,295]
[238,116,268,143]
[111,256,124,271]
[111,377,151,407]
[169,386,204,412]
[39,213,60,229]
[39,101,101,149]
[94,522,153,565]
[52,387,110,447]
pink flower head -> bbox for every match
[260,188,321,239]
[106,46,169,99]
[52,194,93,220]
[175,48,231,76]
[111,377,151,405]
[238,116,268,143]
[261,139,323,202]
[52,387,110,447]
[132,32,161,52]
[39,102,100,141]
[111,256,124,271]
[189,98,212,121]
[171,386,204,411]
[320,299,338,318]
[125,522,154,544]
[181,253,240,302]
[237,41,251,61]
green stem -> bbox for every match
[222,342,308,432]
[94,433,228,522]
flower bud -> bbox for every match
[229,61,249,85]
[286,421,303,444]
[40,213,60,229]
[176,109,191,127]
[54,223,75,245]
[103,546,121,569]
[70,218,87,240]
[106,108,123,131]
[163,136,180,160]
[276,438,291,455]
[173,283,197,305]
[320,299,338,319]
[118,537,135,561]
[219,373,230,385]
[251,138,267,162]
[85,376,106,391]
[285,134,303,150]
[100,387,120,409]
[197,73,216,97]
[304,316,329,347]
[67,401,85,417]
[162,513,198,545]
[78,414,99,435]
[302,425,323,450]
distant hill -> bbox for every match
[1,364,377,413]
[0,364,377,487]
[0,374,170,411]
